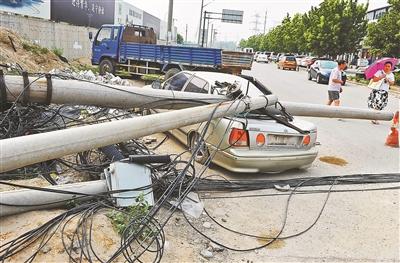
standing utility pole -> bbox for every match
[185,24,188,43]
[251,13,261,34]
[263,10,267,34]
[167,0,174,44]
[197,0,204,45]
[201,10,207,47]
[209,23,214,47]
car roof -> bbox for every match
[182,71,247,85]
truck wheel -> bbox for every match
[164,68,180,80]
[99,58,115,75]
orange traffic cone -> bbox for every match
[385,111,399,148]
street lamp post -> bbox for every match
[197,0,204,45]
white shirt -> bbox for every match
[374,70,395,92]
[328,67,342,91]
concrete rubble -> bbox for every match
[49,68,131,86]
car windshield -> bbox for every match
[320,61,338,69]
[286,56,296,61]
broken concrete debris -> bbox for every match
[48,68,130,86]
[200,249,214,259]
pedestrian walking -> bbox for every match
[327,60,347,106]
[368,61,395,124]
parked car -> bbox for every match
[299,56,310,67]
[306,57,318,68]
[295,55,305,65]
[308,60,346,85]
[274,53,283,62]
[146,71,318,173]
[255,53,269,63]
[254,51,262,60]
[269,53,277,62]
[277,55,298,70]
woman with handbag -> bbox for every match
[367,61,395,124]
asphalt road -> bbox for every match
[244,62,399,177]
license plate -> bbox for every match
[268,135,299,146]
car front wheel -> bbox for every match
[316,74,322,83]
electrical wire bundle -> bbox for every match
[0,91,245,262]
[3,71,397,262]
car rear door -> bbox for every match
[172,76,212,141]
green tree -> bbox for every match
[177,33,184,44]
[366,0,400,57]
[304,0,368,57]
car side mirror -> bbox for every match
[88,32,93,41]
[151,80,162,89]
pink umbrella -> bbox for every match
[365,57,399,79]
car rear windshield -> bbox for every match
[286,56,296,61]
[320,61,338,69]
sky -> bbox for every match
[128,0,389,43]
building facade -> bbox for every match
[114,1,143,26]
[366,6,391,22]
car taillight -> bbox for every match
[302,135,311,146]
[256,133,265,147]
[229,128,249,147]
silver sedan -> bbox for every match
[145,71,318,173]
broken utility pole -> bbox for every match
[2,75,394,121]
[0,95,277,173]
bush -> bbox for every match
[394,72,400,86]
[22,42,49,55]
[52,47,63,57]
[141,74,164,82]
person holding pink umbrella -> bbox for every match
[367,60,396,124]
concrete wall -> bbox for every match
[0,11,95,60]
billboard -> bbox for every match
[0,0,50,19]
[221,9,243,24]
[51,0,115,28]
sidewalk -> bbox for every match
[347,79,400,97]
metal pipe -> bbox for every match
[0,95,277,173]
[0,180,107,217]
[4,75,228,109]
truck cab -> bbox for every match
[91,24,156,74]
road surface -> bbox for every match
[244,62,399,177]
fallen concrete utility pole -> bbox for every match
[2,75,393,121]
[3,75,228,109]
[274,101,394,121]
[0,95,277,173]
[0,180,107,217]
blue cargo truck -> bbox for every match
[90,24,253,78]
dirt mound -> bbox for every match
[0,27,67,72]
